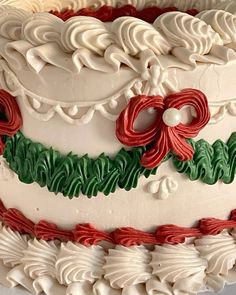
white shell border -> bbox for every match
[1,223,236,295]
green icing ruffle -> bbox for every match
[3,132,236,198]
[173,133,236,184]
[3,132,158,198]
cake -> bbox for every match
[0,0,235,294]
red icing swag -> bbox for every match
[116,89,210,169]
[0,90,22,154]
[1,199,236,246]
[51,5,199,22]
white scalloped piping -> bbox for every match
[0,57,235,126]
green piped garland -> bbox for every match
[173,134,236,184]
[3,132,236,198]
[3,132,160,198]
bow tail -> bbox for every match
[0,136,5,155]
[168,128,194,161]
[141,130,170,169]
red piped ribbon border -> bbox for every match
[51,5,199,23]
[1,200,236,246]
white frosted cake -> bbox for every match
[0,0,235,294]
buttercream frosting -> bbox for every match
[195,231,236,291]
[0,6,235,77]
[22,239,59,280]
[104,245,152,288]
[1,221,236,294]
[0,2,235,295]
[56,243,105,285]
[151,243,207,294]
[147,176,178,199]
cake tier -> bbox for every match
[0,1,235,295]
[0,3,235,232]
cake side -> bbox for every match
[0,5,235,230]
[0,2,235,295]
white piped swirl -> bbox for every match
[112,17,171,56]
[195,231,236,291]
[151,243,207,293]
[0,7,30,40]
[216,1,236,15]
[0,5,235,75]
[0,225,28,267]
[104,245,152,288]
[61,17,114,55]
[0,224,236,294]
[0,0,43,11]
[197,9,236,44]
[56,242,105,285]
[22,239,59,279]
[22,12,63,46]
[154,11,223,55]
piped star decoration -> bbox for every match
[116,89,210,169]
[0,90,22,154]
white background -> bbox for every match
[0,285,236,295]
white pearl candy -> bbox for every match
[162,108,182,127]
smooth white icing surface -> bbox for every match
[0,153,235,231]
[6,62,236,156]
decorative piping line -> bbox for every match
[3,131,236,198]
[0,60,142,125]
[1,199,236,246]
[209,99,236,124]
[51,5,199,22]
[1,61,235,127]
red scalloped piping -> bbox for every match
[35,220,74,242]
[155,224,202,244]
[3,208,34,235]
[50,5,199,22]
[73,223,114,246]
[199,218,236,235]
[111,227,157,246]
[1,200,236,246]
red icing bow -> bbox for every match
[116,89,210,169]
[0,90,22,154]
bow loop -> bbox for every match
[0,90,22,154]
[116,95,164,147]
[166,89,210,138]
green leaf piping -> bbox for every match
[3,132,236,198]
